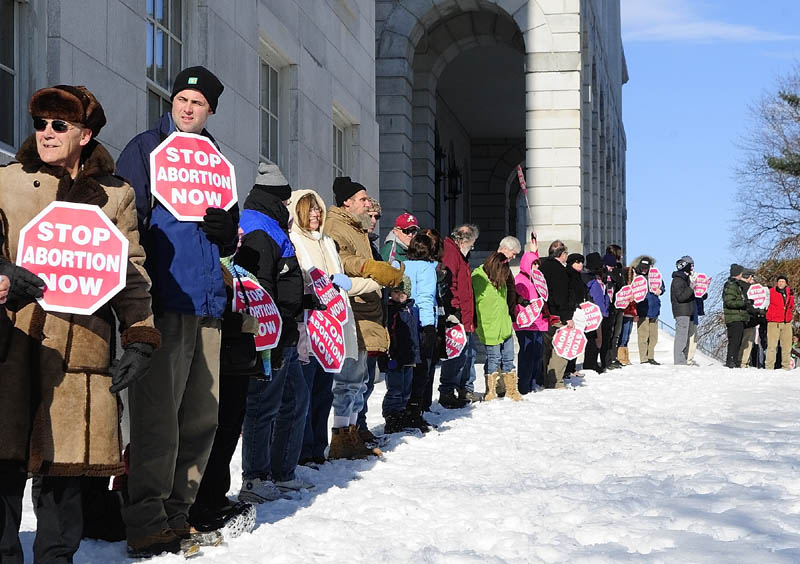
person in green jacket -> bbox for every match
[472,252,521,401]
[723,264,749,368]
[381,213,419,263]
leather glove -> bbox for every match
[361,260,404,288]
[110,343,154,393]
[421,325,438,358]
[302,293,328,311]
[201,207,237,246]
[331,273,352,292]
[0,258,45,310]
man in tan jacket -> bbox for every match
[0,85,159,562]
[324,177,403,458]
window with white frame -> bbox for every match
[259,59,279,163]
[0,0,16,148]
[146,0,182,128]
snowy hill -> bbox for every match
[19,328,800,563]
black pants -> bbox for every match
[726,321,745,368]
[411,355,437,411]
[31,475,83,564]
[583,330,601,371]
[607,309,624,363]
[600,314,616,369]
[190,373,250,518]
[0,462,26,564]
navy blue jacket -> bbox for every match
[116,113,238,318]
[383,298,421,369]
[636,282,665,319]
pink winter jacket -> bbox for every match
[513,251,549,331]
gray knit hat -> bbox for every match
[253,161,290,200]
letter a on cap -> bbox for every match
[188,77,198,84]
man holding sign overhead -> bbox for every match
[0,85,159,562]
[117,66,240,556]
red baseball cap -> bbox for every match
[395,213,418,230]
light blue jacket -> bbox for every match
[403,260,438,327]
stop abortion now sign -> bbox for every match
[442,323,467,360]
[150,131,237,221]
[553,326,587,360]
[233,277,282,350]
[16,202,128,315]
[747,284,770,309]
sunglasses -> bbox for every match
[401,226,419,235]
[33,117,77,133]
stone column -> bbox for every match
[524,0,583,253]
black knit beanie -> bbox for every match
[171,66,224,112]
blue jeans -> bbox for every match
[332,351,368,421]
[439,332,477,393]
[485,336,515,374]
[300,358,333,461]
[270,348,308,482]
[618,317,634,347]
[516,330,544,394]
[241,347,292,480]
[382,365,413,415]
[356,356,377,430]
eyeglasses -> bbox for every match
[401,227,419,235]
[309,206,322,215]
[369,213,381,220]
[33,117,77,133]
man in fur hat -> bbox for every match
[116,66,238,556]
[0,85,159,563]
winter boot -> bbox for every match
[327,426,352,460]
[484,371,500,401]
[458,387,484,402]
[348,425,382,458]
[439,388,468,409]
[126,529,199,559]
[383,412,406,434]
[618,346,630,365]
[405,401,431,433]
[501,371,522,401]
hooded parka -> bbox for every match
[0,136,158,476]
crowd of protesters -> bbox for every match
[1,68,799,562]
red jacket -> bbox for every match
[441,237,475,332]
[766,286,795,323]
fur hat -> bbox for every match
[28,85,107,136]
[729,263,744,277]
[390,275,412,297]
[366,197,382,216]
[253,161,291,200]
[333,176,365,207]
[171,66,224,112]
[566,253,585,266]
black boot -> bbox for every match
[404,402,431,433]
[457,387,484,403]
[438,388,468,409]
[383,412,407,434]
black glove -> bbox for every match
[0,258,45,311]
[109,343,154,393]
[421,325,438,358]
[519,299,531,307]
[200,207,237,246]
[302,293,328,311]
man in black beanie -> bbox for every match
[671,255,696,365]
[117,65,238,556]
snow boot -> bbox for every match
[458,387,484,403]
[191,501,256,539]
[647,359,661,366]
[173,524,224,548]
[327,426,352,460]
[383,412,407,434]
[501,371,522,401]
[126,529,199,559]
[484,371,500,401]
[438,388,468,409]
[358,426,380,445]
[348,425,382,458]
[405,401,431,433]
[618,346,630,365]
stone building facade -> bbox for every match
[1,0,626,253]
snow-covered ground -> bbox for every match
[19,327,800,563]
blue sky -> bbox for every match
[621,0,800,324]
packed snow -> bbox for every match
[18,327,800,563]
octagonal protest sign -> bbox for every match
[580,302,603,332]
[16,202,129,315]
[309,267,348,325]
[614,284,633,309]
[531,269,548,301]
[631,275,649,303]
[747,283,770,309]
[553,326,587,360]
[233,277,282,350]
[306,310,345,373]
[648,267,662,293]
[150,131,237,221]
[693,273,711,298]
[442,323,467,360]
[515,297,544,329]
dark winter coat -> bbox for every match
[636,282,665,319]
[116,112,239,319]
[766,285,795,323]
[722,277,749,324]
[540,256,573,321]
[384,298,421,368]
[441,237,476,332]
[235,188,303,348]
[604,264,626,310]
[670,270,695,318]
[570,267,589,306]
